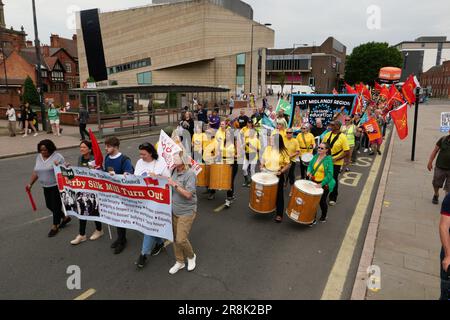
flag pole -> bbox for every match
[411,87,420,161]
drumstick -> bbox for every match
[26,187,37,211]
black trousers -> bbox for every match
[329,165,341,202]
[43,186,65,226]
[299,161,308,180]
[79,123,89,140]
[319,188,330,219]
[440,247,450,300]
[79,220,102,236]
[276,175,285,217]
[288,161,297,185]
[117,227,127,243]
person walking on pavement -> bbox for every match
[77,105,90,141]
[428,129,450,204]
[439,192,450,300]
[229,96,234,115]
[48,103,61,137]
[22,103,38,137]
[6,104,17,137]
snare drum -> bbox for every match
[196,164,210,187]
[249,172,279,214]
[209,164,232,190]
[286,180,323,225]
[301,153,314,166]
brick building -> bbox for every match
[420,60,450,99]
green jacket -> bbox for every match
[307,154,335,192]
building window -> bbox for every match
[41,70,47,78]
[109,58,151,75]
[137,71,152,85]
[236,53,246,87]
[52,71,64,82]
[65,63,72,73]
[237,53,246,66]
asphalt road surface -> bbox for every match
[0,133,388,299]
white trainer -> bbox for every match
[169,262,185,275]
[187,254,196,271]
[33,133,38,137]
[90,230,104,241]
[329,201,336,206]
[70,235,87,245]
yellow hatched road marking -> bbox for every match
[74,288,96,300]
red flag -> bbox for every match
[345,83,357,95]
[374,81,383,92]
[332,88,338,95]
[355,83,364,94]
[88,129,104,169]
[388,85,405,106]
[352,96,363,115]
[361,83,372,101]
[379,85,390,99]
[389,103,408,140]
[402,75,420,105]
[26,187,37,211]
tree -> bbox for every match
[345,42,403,85]
[22,76,40,106]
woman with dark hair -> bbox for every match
[134,142,171,269]
[26,139,71,237]
[180,112,195,139]
[22,103,38,137]
[71,140,103,245]
[307,142,335,224]
[261,133,291,223]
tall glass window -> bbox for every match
[236,53,246,87]
[137,71,152,85]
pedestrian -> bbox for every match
[22,103,38,137]
[237,109,249,129]
[179,111,195,140]
[167,152,198,275]
[322,121,350,206]
[63,102,71,112]
[26,139,71,237]
[297,124,316,179]
[19,104,26,131]
[70,140,104,245]
[229,96,234,115]
[307,142,336,224]
[310,118,326,138]
[208,110,220,130]
[77,104,90,141]
[104,136,134,254]
[439,192,450,300]
[48,103,61,137]
[341,116,356,172]
[197,104,208,124]
[284,128,300,187]
[6,103,17,137]
[134,142,171,269]
[428,129,450,204]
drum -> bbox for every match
[286,180,323,225]
[209,164,232,190]
[196,164,210,187]
[301,153,314,166]
[249,172,279,214]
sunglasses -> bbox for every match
[318,147,326,150]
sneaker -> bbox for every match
[207,193,215,200]
[187,254,196,271]
[59,217,72,229]
[48,228,59,237]
[33,133,38,137]
[329,201,336,206]
[308,219,317,227]
[345,168,350,172]
[319,216,327,223]
[22,134,28,137]
[90,230,104,241]
[432,195,439,205]
[377,150,382,155]
[151,242,164,256]
[135,254,147,269]
[114,240,127,255]
[110,239,120,249]
[369,151,375,156]
[70,235,87,245]
[364,148,368,153]
[224,199,231,208]
[274,216,282,223]
[169,262,185,275]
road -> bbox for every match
[0,132,389,300]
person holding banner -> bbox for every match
[307,142,335,223]
[104,137,135,254]
[70,140,104,245]
[322,121,350,206]
[261,133,291,223]
[167,153,198,274]
[26,140,71,237]
[296,124,316,179]
[135,142,171,269]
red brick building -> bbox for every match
[420,60,450,99]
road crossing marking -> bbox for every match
[74,288,96,300]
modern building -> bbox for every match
[393,36,450,81]
[420,60,450,99]
[265,37,347,94]
[76,0,274,100]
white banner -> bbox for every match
[158,130,182,170]
[55,166,173,241]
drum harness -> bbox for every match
[325,132,344,158]
[299,132,313,152]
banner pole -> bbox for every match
[411,87,420,161]
[108,225,112,240]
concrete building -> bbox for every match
[76,0,274,100]
[420,60,450,99]
[394,36,450,81]
[265,37,347,94]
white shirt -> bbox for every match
[6,108,16,121]
[134,158,171,178]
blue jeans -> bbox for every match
[141,235,164,255]
[440,248,450,300]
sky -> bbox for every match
[3,0,450,53]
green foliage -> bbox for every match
[22,76,40,106]
[345,42,403,85]
[87,76,96,83]
[278,73,286,91]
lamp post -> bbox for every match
[0,39,7,88]
[249,23,271,97]
[32,0,47,131]
[290,43,308,94]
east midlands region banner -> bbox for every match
[54,165,174,241]
[289,94,357,129]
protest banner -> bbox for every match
[290,94,357,129]
[157,130,182,170]
[55,165,174,241]
[363,118,382,142]
[441,112,450,133]
[276,99,292,115]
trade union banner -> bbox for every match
[54,165,174,241]
[290,94,357,129]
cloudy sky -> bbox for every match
[3,0,450,52]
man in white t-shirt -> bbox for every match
[6,104,17,137]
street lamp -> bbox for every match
[290,43,308,94]
[32,0,47,131]
[249,22,271,96]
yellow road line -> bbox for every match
[74,288,96,300]
[321,143,384,300]
[214,205,226,212]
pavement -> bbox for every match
[352,99,449,300]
